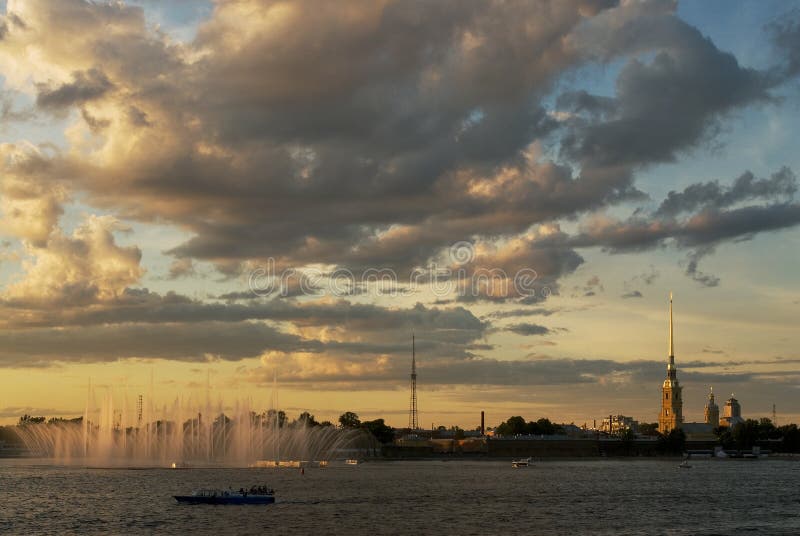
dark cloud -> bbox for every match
[36,68,114,110]
[564,7,776,169]
[683,246,720,288]
[0,321,313,366]
[505,323,551,336]
[569,168,800,285]
[246,355,800,389]
[655,168,796,218]
[621,290,643,299]
[486,308,558,320]
[166,258,197,280]
[768,10,800,78]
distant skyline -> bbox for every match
[1,0,799,428]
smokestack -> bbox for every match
[480,411,485,436]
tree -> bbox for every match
[638,422,659,437]
[338,412,361,428]
[266,409,287,427]
[362,418,394,444]
[504,416,527,435]
[732,419,760,449]
[17,415,45,426]
[657,428,686,455]
[296,412,319,427]
[528,418,559,436]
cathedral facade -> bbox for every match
[657,295,745,438]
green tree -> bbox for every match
[338,411,361,428]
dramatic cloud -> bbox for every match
[0,0,798,410]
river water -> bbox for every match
[1,458,798,535]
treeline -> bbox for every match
[716,419,800,451]
[10,410,395,445]
[337,412,394,443]
[634,418,800,453]
[494,416,562,436]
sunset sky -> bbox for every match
[1,0,799,428]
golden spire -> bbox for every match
[668,292,674,358]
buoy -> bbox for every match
[301,467,305,475]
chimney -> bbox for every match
[480,411,485,436]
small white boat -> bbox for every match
[679,460,692,469]
[511,457,532,468]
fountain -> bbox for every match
[13,384,375,467]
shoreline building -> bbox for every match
[658,293,683,434]
[600,415,639,435]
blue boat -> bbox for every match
[174,487,275,505]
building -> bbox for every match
[600,415,638,435]
[658,293,683,434]
[720,395,744,428]
[704,387,719,426]
[682,387,719,441]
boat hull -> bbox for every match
[174,495,275,505]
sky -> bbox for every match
[1,0,799,429]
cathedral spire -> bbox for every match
[668,291,674,359]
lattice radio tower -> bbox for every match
[408,334,418,430]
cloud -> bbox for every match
[3,215,143,307]
[621,290,643,299]
[166,258,197,280]
[570,168,800,285]
[768,9,800,78]
[505,323,552,336]
[35,68,114,111]
[655,168,796,218]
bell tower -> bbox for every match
[659,292,683,433]
[704,387,719,426]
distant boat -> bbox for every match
[174,487,275,505]
[511,457,532,468]
[170,461,191,469]
[345,459,360,465]
[679,460,691,469]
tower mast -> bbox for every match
[409,334,418,430]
